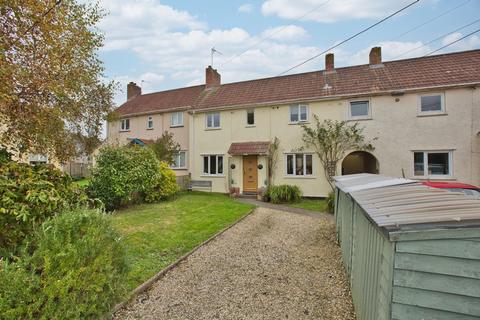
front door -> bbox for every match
[243,155,258,193]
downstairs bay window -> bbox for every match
[286,154,313,176]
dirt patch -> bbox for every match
[114,207,355,320]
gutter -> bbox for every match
[115,81,479,118]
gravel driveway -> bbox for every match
[114,207,355,320]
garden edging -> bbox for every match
[111,207,256,316]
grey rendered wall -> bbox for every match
[391,236,480,319]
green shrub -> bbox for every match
[326,191,335,214]
[88,145,167,210]
[144,161,179,202]
[0,210,128,320]
[265,184,302,204]
[0,162,87,257]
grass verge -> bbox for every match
[110,192,254,291]
[286,198,327,212]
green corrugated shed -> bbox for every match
[334,174,480,320]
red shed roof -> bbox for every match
[116,50,480,116]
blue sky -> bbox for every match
[96,0,480,105]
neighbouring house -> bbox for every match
[107,81,196,178]
[108,48,480,197]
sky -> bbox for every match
[95,0,480,106]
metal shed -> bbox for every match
[334,174,480,320]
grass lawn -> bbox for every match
[286,198,327,212]
[110,192,255,291]
[73,178,90,187]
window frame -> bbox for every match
[206,112,221,129]
[418,93,445,116]
[285,153,313,177]
[413,150,453,178]
[202,154,224,175]
[246,109,255,126]
[120,118,130,132]
[348,99,371,120]
[289,104,309,124]
[170,112,184,127]
[171,151,187,169]
[147,115,154,130]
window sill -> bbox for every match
[146,128,154,130]
[347,117,372,121]
[288,121,309,125]
[205,127,221,131]
[284,175,316,179]
[170,125,184,128]
[201,174,225,178]
[119,130,131,133]
[171,167,188,170]
[245,125,256,128]
[417,112,447,117]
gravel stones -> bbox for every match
[114,207,355,320]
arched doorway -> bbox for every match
[342,151,379,175]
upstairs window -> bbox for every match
[290,104,308,123]
[414,151,452,177]
[206,112,220,129]
[171,112,184,127]
[120,119,130,131]
[286,154,313,176]
[147,116,153,129]
[247,109,255,126]
[349,100,370,120]
[171,151,186,169]
[203,155,223,175]
[419,93,445,115]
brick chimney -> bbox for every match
[369,47,382,65]
[205,66,221,89]
[325,53,334,71]
[127,82,141,100]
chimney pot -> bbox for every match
[369,47,382,65]
[205,66,221,88]
[127,82,141,100]
[325,53,334,71]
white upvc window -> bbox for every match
[120,119,130,131]
[171,112,184,127]
[171,151,186,169]
[206,112,220,129]
[290,104,308,123]
[348,100,371,120]
[286,153,313,176]
[203,155,224,175]
[413,150,452,178]
[418,93,445,116]
[147,116,154,129]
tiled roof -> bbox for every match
[228,141,270,155]
[116,85,205,116]
[116,50,480,116]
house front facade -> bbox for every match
[109,48,480,197]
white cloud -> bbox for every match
[261,0,413,23]
[261,25,308,41]
[441,32,480,51]
[238,3,254,13]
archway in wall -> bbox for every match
[341,151,379,175]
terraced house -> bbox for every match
[109,48,480,197]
